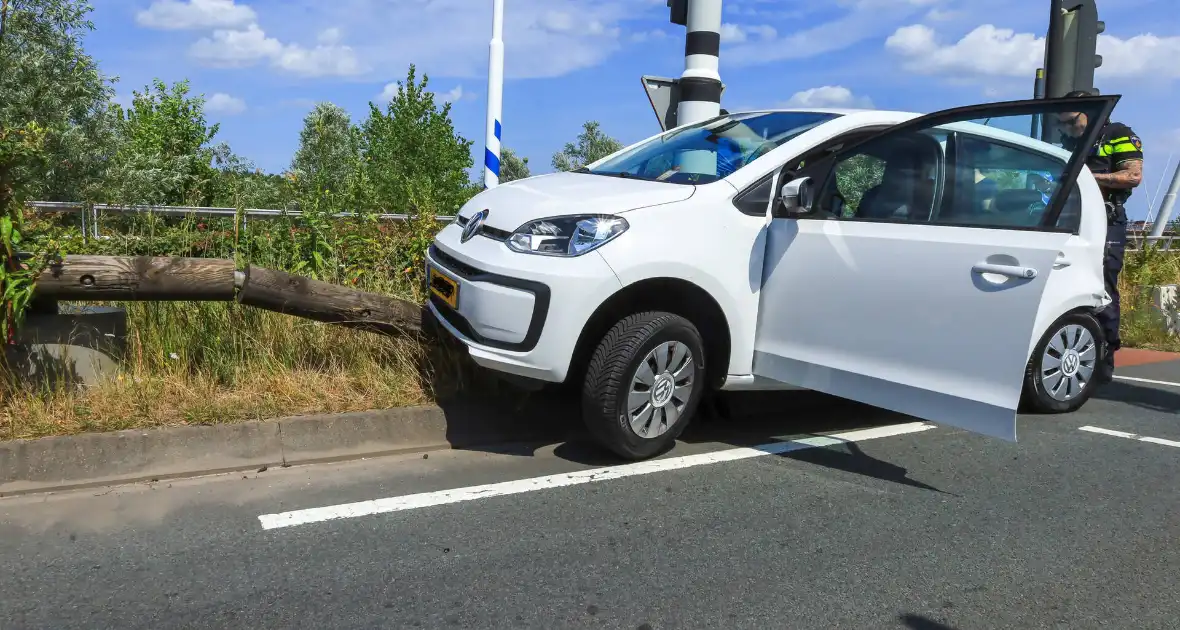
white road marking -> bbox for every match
[1079,426,1180,448]
[257,421,936,530]
[1114,375,1180,388]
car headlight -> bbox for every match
[506,215,629,257]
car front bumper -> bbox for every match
[424,223,623,383]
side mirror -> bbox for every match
[775,176,812,218]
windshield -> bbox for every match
[584,110,842,185]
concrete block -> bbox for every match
[1151,285,1179,336]
[4,305,127,390]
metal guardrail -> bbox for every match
[24,200,1178,250]
[25,200,456,223]
[1127,235,1178,251]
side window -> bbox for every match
[832,154,886,217]
[941,132,1074,230]
[732,128,890,217]
[1055,182,1082,232]
[812,130,946,222]
[733,174,775,215]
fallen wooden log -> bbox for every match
[236,265,421,335]
[28,255,422,336]
[35,255,237,301]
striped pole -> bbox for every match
[677,0,723,175]
[483,0,505,188]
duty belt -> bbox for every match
[1104,200,1125,225]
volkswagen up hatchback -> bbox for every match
[426,95,1120,460]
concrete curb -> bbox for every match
[0,401,567,497]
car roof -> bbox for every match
[728,107,1072,161]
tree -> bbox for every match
[498,147,530,183]
[0,0,115,210]
[359,65,475,215]
[290,102,361,199]
[107,78,221,206]
[0,0,116,340]
[551,121,623,172]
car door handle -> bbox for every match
[1053,253,1072,268]
[972,262,1038,279]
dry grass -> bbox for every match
[0,299,474,441]
[1119,246,1180,352]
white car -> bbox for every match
[425,95,1120,460]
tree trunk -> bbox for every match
[236,265,422,336]
[28,255,424,337]
[34,255,238,301]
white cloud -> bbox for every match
[720,23,777,43]
[205,92,246,115]
[275,0,638,80]
[630,29,668,43]
[317,28,343,45]
[378,82,469,104]
[782,86,874,109]
[189,23,364,77]
[1098,34,1180,79]
[722,0,936,67]
[886,23,1180,80]
[136,0,256,30]
[188,23,282,68]
[885,24,1043,77]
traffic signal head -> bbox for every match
[668,0,687,26]
[1070,0,1104,93]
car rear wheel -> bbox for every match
[1021,312,1104,414]
[581,311,706,461]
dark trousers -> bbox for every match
[1097,221,1126,373]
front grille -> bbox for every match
[481,225,511,241]
[453,213,510,241]
[430,246,480,278]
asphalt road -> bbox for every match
[2,369,1179,630]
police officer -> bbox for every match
[1056,90,1144,385]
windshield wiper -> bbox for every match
[581,170,642,180]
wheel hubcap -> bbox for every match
[1041,324,1096,401]
[627,341,696,438]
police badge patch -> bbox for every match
[1131,135,1143,150]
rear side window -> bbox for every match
[942,133,1075,230]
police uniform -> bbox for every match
[1064,120,1144,378]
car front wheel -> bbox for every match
[581,311,706,461]
[1022,312,1104,414]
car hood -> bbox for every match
[455,171,696,232]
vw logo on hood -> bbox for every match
[461,209,489,243]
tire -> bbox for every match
[1021,311,1105,414]
[581,311,707,461]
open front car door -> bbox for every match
[751,95,1120,441]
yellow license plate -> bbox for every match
[428,266,459,309]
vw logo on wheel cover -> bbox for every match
[461,209,489,243]
[1062,352,1080,375]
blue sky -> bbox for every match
[87,0,1179,220]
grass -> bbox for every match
[1119,245,1180,352]
[0,210,488,441]
[0,299,482,441]
[2,212,1179,441]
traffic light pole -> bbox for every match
[1044,0,1105,98]
[675,0,724,128]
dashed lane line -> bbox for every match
[1113,375,1180,388]
[1079,426,1180,449]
